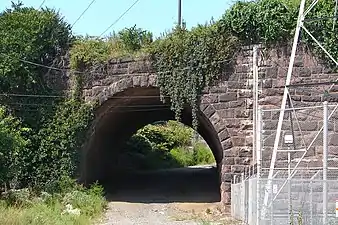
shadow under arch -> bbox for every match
[80,86,226,203]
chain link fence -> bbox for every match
[231,103,338,225]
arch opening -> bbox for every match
[81,87,225,203]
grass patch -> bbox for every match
[0,177,107,225]
[170,142,215,167]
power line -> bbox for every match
[71,0,97,28]
[0,53,65,72]
[99,0,141,37]
[0,93,66,98]
[178,0,182,27]
[39,0,46,8]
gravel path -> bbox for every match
[96,166,239,225]
[97,202,200,225]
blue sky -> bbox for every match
[0,0,233,37]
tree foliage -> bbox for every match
[221,0,338,67]
[0,2,72,128]
[303,0,338,68]
[117,25,153,52]
[0,3,94,190]
[0,1,72,94]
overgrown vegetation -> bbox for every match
[0,106,30,189]
[70,0,338,128]
[122,121,215,170]
[0,1,72,129]
[0,3,102,224]
[1,0,338,223]
[0,177,107,225]
[70,25,152,69]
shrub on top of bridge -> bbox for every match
[70,25,152,69]
[221,0,338,67]
[300,0,338,68]
[219,0,298,45]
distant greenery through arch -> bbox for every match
[121,120,215,171]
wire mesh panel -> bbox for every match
[327,105,338,171]
[256,105,338,225]
[260,105,327,176]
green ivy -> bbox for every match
[150,25,238,128]
[32,99,94,187]
[68,0,338,130]
[0,106,31,189]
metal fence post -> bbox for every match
[256,106,262,225]
[310,178,313,225]
[323,101,328,224]
[270,178,274,225]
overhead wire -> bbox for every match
[38,0,46,8]
[99,0,141,37]
[71,0,97,28]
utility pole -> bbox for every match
[178,0,182,27]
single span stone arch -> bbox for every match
[76,44,338,206]
[81,75,235,204]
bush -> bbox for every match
[0,106,31,189]
[123,121,215,170]
[32,100,94,188]
[1,188,32,207]
[135,120,193,151]
[70,25,152,69]
[193,142,215,165]
[170,147,195,167]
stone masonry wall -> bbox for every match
[257,44,338,170]
[82,44,338,204]
[82,50,255,205]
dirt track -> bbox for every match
[96,165,240,225]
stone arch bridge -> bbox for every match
[79,45,338,205]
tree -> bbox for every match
[0,2,73,127]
